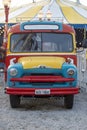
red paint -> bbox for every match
[5,87,79,95]
[10,75,75,82]
[8,23,75,34]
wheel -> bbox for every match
[64,95,74,109]
[9,95,20,108]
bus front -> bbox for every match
[5,21,79,108]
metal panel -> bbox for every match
[77,49,87,93]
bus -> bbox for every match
[5,19,79,109]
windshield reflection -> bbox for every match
[10,33,73,52]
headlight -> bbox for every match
[67,68,75,76]
[9,68,18,76]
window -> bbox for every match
[10,33,73,53]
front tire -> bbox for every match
[9,95,20,108]
[64,95,74,109]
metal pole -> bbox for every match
[33,0,35,3]
[84,25,86,39]
[3,5,9,44]
[77,0,80,5]
[4,5,9,23]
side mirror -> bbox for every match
[82,39,87,48]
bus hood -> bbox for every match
[18,56,66,69]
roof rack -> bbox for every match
[16,17,31,23]
[16,17,64,23]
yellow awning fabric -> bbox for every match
[1,0,49,23]
[57,0,87,24]
[1,0,87,24]
[9,6,43,23]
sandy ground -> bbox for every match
[0,82,87,130]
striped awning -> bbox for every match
[0,0,87,28]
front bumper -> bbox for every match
[5,87,79,96]
[6,75,79,96]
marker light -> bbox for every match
[67,58,73,64]
[46,10,52,21]
[38,11,43,21]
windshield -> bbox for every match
[10,33,73,53]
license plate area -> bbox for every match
[35,89,50,95]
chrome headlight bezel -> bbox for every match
[67,68,75,76]
[9,68,18,76]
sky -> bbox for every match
[0,0,87,8]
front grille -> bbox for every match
[23,72,62,76]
